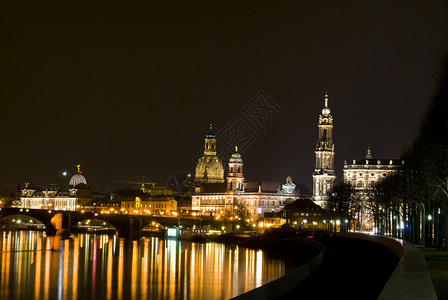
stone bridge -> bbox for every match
[0,208,219,239]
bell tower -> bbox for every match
[227,146,244,191]
[312,92,336,206]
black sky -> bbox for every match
[1,1,448,194]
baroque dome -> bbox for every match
[229,151,243,164]
[194,124,225,184]
[195,155,225,184]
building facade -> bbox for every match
[312,93,336,207]
[192,137,302,219]
[343,147,403,192]
[120,196,177,215]
[343,146,403,231]
[18,167,93,211]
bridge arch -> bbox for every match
[0,214,46,230]
[0,209,58,235]
[72,218,117,233]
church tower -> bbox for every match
[195,124,225,184]
[227,146,244,191]
[312,92,336,206]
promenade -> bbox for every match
[281,233,438,300]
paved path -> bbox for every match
[379,240,437,300]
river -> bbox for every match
[0,230,292,299]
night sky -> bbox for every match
[2,1,448,194]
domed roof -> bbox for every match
[69,174,87,186]
[195,155,225,184]
[229,146,243,163]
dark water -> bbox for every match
[0,231,289,299]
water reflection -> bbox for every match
[0,231,288,299]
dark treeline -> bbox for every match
[360,53,448,248]
[325,53,448,248]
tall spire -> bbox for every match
[313,92,335,207]
[366,142,373,159]
[206,123,215,138]
[322,91,331,116]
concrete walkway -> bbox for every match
[379,240,437,299]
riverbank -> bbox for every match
[419,246,448,300]
[282,233,400,299]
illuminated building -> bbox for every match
[192,142,302,218]
[118,191,177,215]
[284,198,326,229]
[194,124,225,184]
[343,145,403,231]
[257,211,286,229]
[312,92,336,207]
[18,166,93,211]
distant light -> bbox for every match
[428,215,432,221]
[62,172,67,176]
[167,228,178,238]
[336,220,341,225]
[94,213,98,217]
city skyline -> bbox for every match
[2,1,448,193]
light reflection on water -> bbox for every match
[0,231,288,299]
